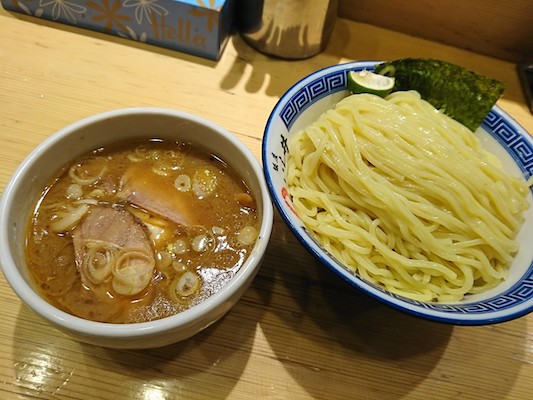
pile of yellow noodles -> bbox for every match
[286,91,531,302]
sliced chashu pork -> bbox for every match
[120,163,209,227]
[72,205,155,296]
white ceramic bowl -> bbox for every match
[0,108,273,348]
[263,61,533,325]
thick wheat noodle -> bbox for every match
[286,91,531,302]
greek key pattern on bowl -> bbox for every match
[304,228,533,314]
[484,110,533,178]
[384,269,533,315]
[280,71,348,130]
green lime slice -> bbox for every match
[347,69,395,97]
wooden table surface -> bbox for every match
[1,6,532,400]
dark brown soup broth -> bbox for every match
[25,139,259,323]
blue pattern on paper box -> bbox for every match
[0,0,235,60]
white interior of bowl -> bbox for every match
[263,61,533,325]
[467,129,533,300]
[0,108,273,347]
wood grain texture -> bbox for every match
[339,0,533,62]
[1,4,533,400]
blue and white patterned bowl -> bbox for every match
[262,61,533,325]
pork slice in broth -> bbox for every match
[72,205,155,296]
[72,206,152,252]
[120,163,208,227]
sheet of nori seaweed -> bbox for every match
[374,58,505,132]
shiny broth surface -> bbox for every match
[25,139,259,323]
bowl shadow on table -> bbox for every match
[11,296,262,398]
[218,25,349,99]
[250,211,526,399]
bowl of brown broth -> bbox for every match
[0,108,273,349]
